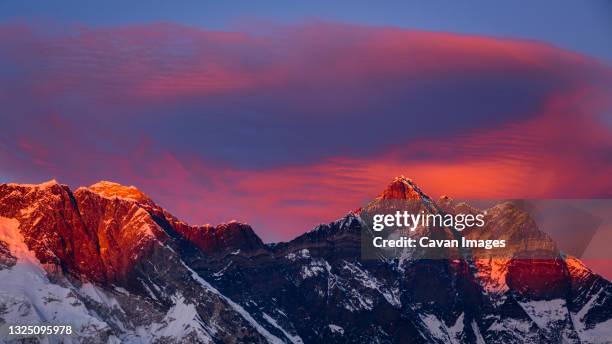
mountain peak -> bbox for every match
[378,175,428,200]
[4,179,60,189]
[86,181,151,203]
[180,221,265,254]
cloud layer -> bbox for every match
[1,21,611,241]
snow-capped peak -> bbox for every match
[218,220,250,228]
[86,180,151,203]
[393,175,413,184]
[378,176,430,201]
[5,179,60,189]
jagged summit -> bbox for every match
[378,176,430,201]
[5,179,61,189]
[86,180,151,203]
[184,221,265,254]
[216,219,250,228]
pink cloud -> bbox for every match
[0,21,610,245]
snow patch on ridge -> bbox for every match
[300,258,331,279]
[174,249,283,343]
[328,324,344,335]
[0,216,113,340]
[447,313,464,343]
[341,261,401,308]
[151,294,215,343]
[518,299,567,330]
[0,217,36,263]
[262,313,304,344]
[286,249,310,261]
[572,289,612,343]
[420,313,452,342]
[471,320,486,344]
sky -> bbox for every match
[0,1,611,244]
[1,1,611,60]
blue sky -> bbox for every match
[1,0,611,60]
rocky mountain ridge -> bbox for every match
[0,177,610,343]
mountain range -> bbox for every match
[0,177,610,343]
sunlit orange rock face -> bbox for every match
[0,181,107,281]
[87,181,153,204]
[72,186,166,282]
[365,176,436,222]
[378,176,424,200]
[178,222,265,254]
[0,181,170,282]
[0,180,259,283]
